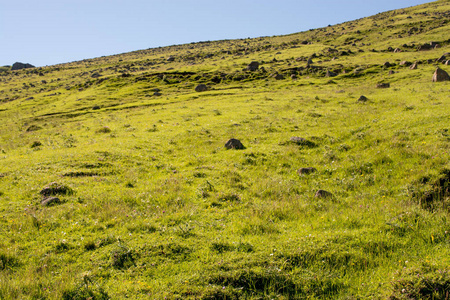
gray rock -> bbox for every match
[273,73,284,80]
[40,182,73,196]
[41,197,61,206]
[410,63,418,70]
[436,53,449,63]
[195,84,208,92]
[298,167,317,175]
[290,137,316,147]
[11,62,35,71]
[246,61,259,71]
[432,68,450,82]
[225,139,244,150]
[358,95,368,102]
[376,83,390,88]
[326,69,337,77]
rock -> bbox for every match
[11,62,35,71]
[40,182,73,196]
[358,95,368,102]
[383,62,391,68]
[376,83,390,88]
[195,84,208,92]
[41,197,61,207]
[388,70,395,75]
[153,92,162,96]
[306,58,313,67]
[410,63,418,70]
[445,60,450,66]
[225,139,244,150]
[315,190,334,199]
[437,53,449,63]
[92,105,100,110]
[167,56,175,62]
[290,137,316,147]
[290,74,298,80]
[26,125,42,132]
[273,74,284,80]
[297,167,317,175]
[246,61,259,71]
[394,48,402,53]
[400,61,412,66]
[432,68,450,82]
[91,72,101,78]
[326,70,337,77]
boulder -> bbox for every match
[246,61,259,71]
[432,68,450,82]
[273,74,284,80]
[225,139,244,150]
[410,63,418,70]
[376,83,390,88]
[297,167,317,175]
[195,84,208,92]
[11,62,35,71]
[358,95,368,102]
[40,182,73,196]
[167,56,175,62]
[400,61,412,66]
[41,197,61,206]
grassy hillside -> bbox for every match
[1,1,449,299]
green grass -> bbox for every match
[1,0,450,299]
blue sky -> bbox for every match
[0,0,432,67]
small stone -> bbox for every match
[246,61,259,71]
[376,83,390,88]
[298,167,317,175]
[358,95,368,102]
[315,190,333,198]
[225,139,244,150]
[273,73,284,80]
[195,84,208,92]
[290,137,316,147]
[326,69,337,77]
[41,197,61,207]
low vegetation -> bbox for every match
[0,0,449,298]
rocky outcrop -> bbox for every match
[11,62,35,71]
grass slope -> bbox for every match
[0,0,450,299]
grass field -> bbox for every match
[1,1,450,299]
